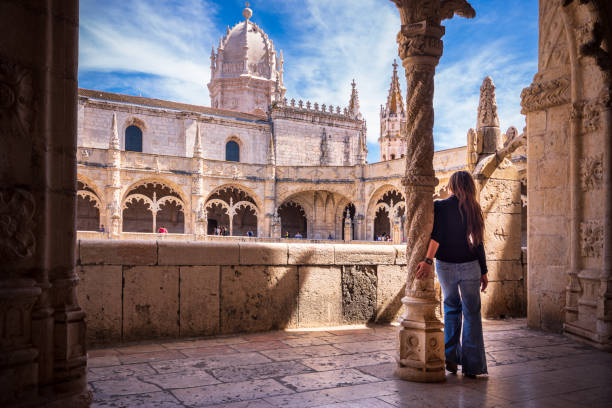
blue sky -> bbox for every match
[79,0,538,163]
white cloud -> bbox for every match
[79,0,217,105]
[434,40,536,150]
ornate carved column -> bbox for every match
[390,0,475,382]
[192,124,206,238]
[106,114,122,239]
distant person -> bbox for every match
[247,230,253,237]
[327,234,333,240]
[295,232,302,239]
[99,225,105,233]
[285,231,289,238]
[415,170,488,378]
[222,226,229,236]
[158,226,168,233]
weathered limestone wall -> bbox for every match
[522,0,611,349]
[77,240,408,345]
[78,97,271,163]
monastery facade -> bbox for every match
[75,5,523,242]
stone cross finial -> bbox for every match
[243,2,252,20]
[110,113,120,150]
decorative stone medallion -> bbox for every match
[0,188,36,260]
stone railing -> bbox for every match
[77,240,408,346]
[277,97,351,117]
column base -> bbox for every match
[394,296,446,383]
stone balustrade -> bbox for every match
[77,240,409,346]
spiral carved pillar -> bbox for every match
[390,0,475,383]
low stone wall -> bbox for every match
[77,240,409,346]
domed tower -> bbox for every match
[379,60,406,161]
[208,4,286,115]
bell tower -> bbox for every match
[379,60,406,161]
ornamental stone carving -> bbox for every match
[580,220,603,258]
[0,57,34,138]
[0,188,36,261]
[477,77,500,128]
[581,154,603,191]
[520,76,571,113]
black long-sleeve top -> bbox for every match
[430,195,488,275]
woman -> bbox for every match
[415,170,488,378]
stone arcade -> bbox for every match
[0,0,610,406]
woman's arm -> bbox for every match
[415,239,439,279]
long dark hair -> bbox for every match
[448,171,484,249]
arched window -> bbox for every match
[226,140,240,162]
[125,125,143,152]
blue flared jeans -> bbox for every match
[436,259,487,375]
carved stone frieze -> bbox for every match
[581,154,603,191]
[0,57,34,138]
[0,188,36,261]
[520,76,571,113]
[580,220,603,258]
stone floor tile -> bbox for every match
[378,383,510,408]
[464,375,594,403]
[117,350,187,365]
[92,377,162,398]
[280,368,381,392]
[325,380,399,401]
[509,395,588,407]
[162,337,248,350]
[141,369,221,389]
[319,333,387,344]
[89,349,119,358]
[487,348,547,366]
[229,340,290,353]
[151,353,272,374]
[263,389,340,407]
[555,385,612,407]
[243,332,296,342]
[88,363,157,382]
[91,390,185,408]
[332,340,396,353]
[179,345,237,358]
[354,363,397,380]
[280,337,330,347]
[211,361,313,383]
[484,329,537,342]
[171,379,293,407]
[508,335,571,348]
[527,343,594,358]
[329,328,378,335]
[260,345,345,361]
[315,397,397,408]
[485,340,522,352]
[88,356,121,368]
[301,351,395,371]
[208,399,275,408]
[116,343,167,354]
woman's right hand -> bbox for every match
[415,261,432,280]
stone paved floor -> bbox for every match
[88,319,612,407]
